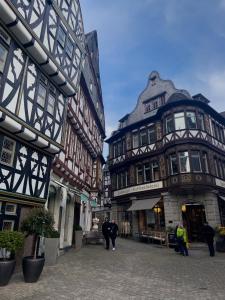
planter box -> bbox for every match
[74,231,83,250]
[45,238,59,265]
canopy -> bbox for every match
[127,198,160,211]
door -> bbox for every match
[182,204,206,242]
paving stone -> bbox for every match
[1,239,225,300]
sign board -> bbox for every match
[114,181,163,197]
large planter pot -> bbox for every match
[216,237,225,252]
[22,256,45,283]
[75,231,83,250]
[45,238,59,266]
[0,259,16,286]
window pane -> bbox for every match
[0,137,15,166]
[57,26,66,47]
[117,142,122,156]
[190,151,202,172]
[148,126,156,144]
[0,43,8,73]
[174,112,185,130]
[144,163,150,182]
[37,84,46,107]
[179,151,190,173]
[170,154,178,175]
[186,112,197,129]
[151,162,160,181]
[66,38,73,58]
[140,130,147,146]
[202,153,209,173]
[136,166,143,184]
[2,220,14,231]
[132,133,139,148]
[166,115,174,133]
[198,113,205,130]
[47,94,55,114]
[5,203,17,215]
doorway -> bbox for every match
[182,204,206,242]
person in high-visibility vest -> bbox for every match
[176,224,189,256]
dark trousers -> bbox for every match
[177,238,189,256]
[207,239,215,256]
[110,236,116,248]
[104,235,110,249]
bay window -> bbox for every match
[197,113,205,130]
[136,165,143,184]
[165,115,175,133]
[186,112,197,129]
[132,132,139,148]
[140,130,147,146]
[202,153,209,173]
[148,126,156,144]
[174,112,185,130]
[151,161,160,181]
[190,151,202,172]
[144,163,151,182]
[179,151,190,173]
[170,154,179,175]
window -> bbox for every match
[198,113,205,131]
[113,144,118,157]
[2,220,14,231]
[148,126,156,144]
[151,161,160,181]
[144,163,151,182]
[186,112,197,129]
[140,130,147,146]
[57,26,66,47]
[132,132,139,148]
[5,203,17,215]
[0,137,15,166]
[202,153,209,173]
[37,83,46,107]
[217,159,224,178]
[153,100,158,110]
[179,151,190,173]
[117,142,122,156]
[190,151,202,172]
[174,112,185,130]
[136,166,143,184]
[0,43,7,73]
[165,115,174,134]
[47,94,55,114]
[66,38,73,58]
[170,154,178,175]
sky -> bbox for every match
[81,0,225,142]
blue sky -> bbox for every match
[81,0,225,140]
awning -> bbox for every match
[127,198,160,211]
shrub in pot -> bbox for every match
[74,225,83,250]
[21,208,54,283]
[44,228,60,266]
[0,231,24,286]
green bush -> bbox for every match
[45,228,60,238]
[74,225,82,231]
[0,231,24,260]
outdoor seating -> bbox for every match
[136,231,167,246]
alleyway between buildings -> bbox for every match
[1,238,225,300]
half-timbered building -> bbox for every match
[48,25,105,249]
[106,71,225,242]
[0,0,86,231]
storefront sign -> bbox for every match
[114,181,163,197]
[215,178,225,189]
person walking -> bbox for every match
[176,224,189,256]
[202,222,215,257]
[102,217,111,250]
[109,219,118,251]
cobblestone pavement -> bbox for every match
[1,238,225,300]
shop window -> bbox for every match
[0,43,8,73]
[0,137,16,167]
[140,130,147,146]
[148,126,156,144]
[5,203,17,215]
[179,151,190,173]
[57,26,66,48]
[136,165,143,184]
[190,151,202,172]
[2,220,14,231]
[144,163,151,182]
[132,132,139,148]
[37,83,46,107]
[174,112,185,130]
[165,115,174,134]
[151,161,160,181]
[186,112,197,129]
[202,153,209,173]
[170,154,179,175]
[197,113,205,131]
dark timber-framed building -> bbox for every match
[106,71,225,242]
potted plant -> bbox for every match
[0,230,24,286]
[44,228,60,266]
[74,225,83,250]
[216,226,225,252]
[21,208,54,282]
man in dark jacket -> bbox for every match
[202,222,215,257]
[109,220,118,251]
[102,218,111,250]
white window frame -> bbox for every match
[2,220,15,231]
[5,203,17,215]
[0,136,16,167]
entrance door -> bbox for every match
[182,204,206,242]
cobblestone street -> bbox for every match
[1,238,225,300]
